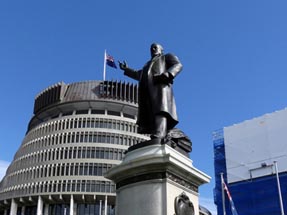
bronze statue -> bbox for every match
[119,43,182,139]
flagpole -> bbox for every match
[221,173,227,215]
[103,49,107,81]
[274,161,285,215]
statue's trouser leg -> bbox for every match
[154,114,167,138]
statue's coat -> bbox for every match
[124,53,182,134]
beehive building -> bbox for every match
[0,80,149,215]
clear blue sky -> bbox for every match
[1,1,287,214]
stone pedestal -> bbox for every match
[105,140,210,215]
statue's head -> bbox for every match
[150,43,164,58]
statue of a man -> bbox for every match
[119,43,182,139]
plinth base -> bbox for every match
[105,141,210,215]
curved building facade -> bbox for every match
[0,80,149,215]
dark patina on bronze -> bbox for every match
[126,131,192,157]
[174,192,195,215]
[119,43,192,156]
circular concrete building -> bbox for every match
[0,80,149,215]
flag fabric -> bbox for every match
[222,179,239,215]
[106,53,117,69]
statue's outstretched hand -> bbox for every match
[118,60,128,71]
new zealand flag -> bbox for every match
[106,54,117,69]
